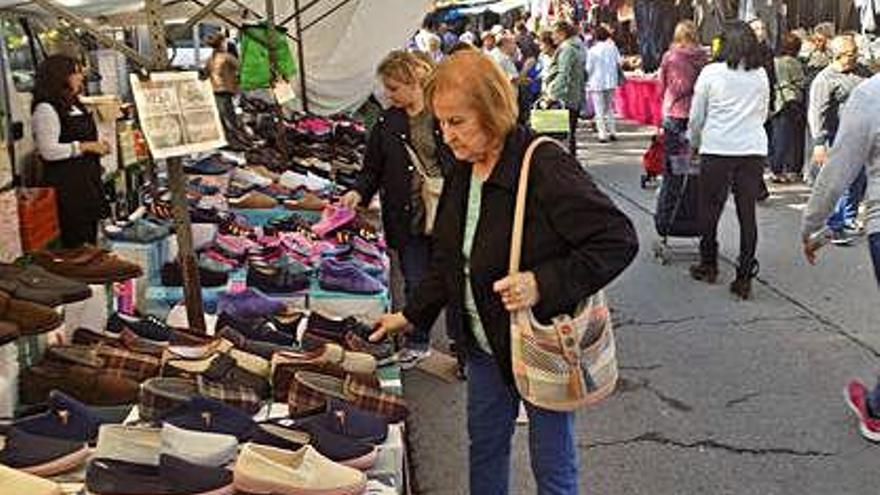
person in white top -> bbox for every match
[490,34,520,86]
[585,24,622,142]
[687,21,770,300]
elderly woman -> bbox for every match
[371,50,638,494]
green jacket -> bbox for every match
[772,55,806,115]
[547,36,586,108]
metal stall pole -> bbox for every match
[266,0,290,162]
[293,0,308,113]
[146,0,207,332]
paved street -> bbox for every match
[403,124,880,495]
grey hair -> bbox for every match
[829,35,856,57]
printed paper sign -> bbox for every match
[130,72,226,159]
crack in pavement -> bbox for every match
[617,377,693,412]
[616,314,810,332]
[580,431,836,457]
[615,315,704,329]
[725,392,762,408]
[619,364,664,371]
[594,175,880,359]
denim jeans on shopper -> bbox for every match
[869,233,880,286]
[863,234,880,413]
[827,166,867,233]
[467,348,578,495]
[398,235,432,347]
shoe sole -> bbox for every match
[234,472,366,495]
[21,444,90,476]
[338,447,378,470]
[86,483,235,495]
[843,386,880,442]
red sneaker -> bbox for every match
[844,379,880,442]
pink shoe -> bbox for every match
[844,379,880,442]
[312,206,356,238]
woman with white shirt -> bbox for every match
[688,21,770,300]
[585,24,622,143]
[32,54,110,247]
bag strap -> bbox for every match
[508,136,564,276]
[402,140,432,181]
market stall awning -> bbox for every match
[0,0,432,115]
[455,0,528,15]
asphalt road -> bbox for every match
[403,124,880,495]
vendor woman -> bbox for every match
[32,54,110,248]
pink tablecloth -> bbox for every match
[614,76,662,127]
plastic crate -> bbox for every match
[16,187,59,252]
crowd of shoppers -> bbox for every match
[403,10,880,450]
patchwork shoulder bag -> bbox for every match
[508,136,618,412]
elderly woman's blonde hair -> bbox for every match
[672,20,698,46]
[377,50,434,86]
[425,50,518,142]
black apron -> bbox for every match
[41,102,109,247]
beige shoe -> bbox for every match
[234,443,366,495]
[273,343,376,375]
[283,192,329,212]
[0,465,62,495]
[228,191,278,209]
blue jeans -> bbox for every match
[398,235,432,347]
[864,234,880,414]
[467,349,578,495]
[870,233,880,285]
[827,166,867,233]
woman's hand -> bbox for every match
[82,140,110,156]
[339,190,362,210]
[370,312,411,342]
[493,271,540,312]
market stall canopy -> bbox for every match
[0,0,432,115]
[454,0,529,15]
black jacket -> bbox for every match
[403,126,639,384]
[353,107,454,250]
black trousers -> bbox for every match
[697,155,765,271]
[567,105,579,155]
[59,215,98,248]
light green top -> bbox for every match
[463,172,493,354]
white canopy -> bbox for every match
[0,0,432,114]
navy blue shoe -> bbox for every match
[294,399,389,445]
[252,420,377,470]
[216,312,295,347]
[85,454,233,495]
[163,396,257,441]
[14,390,102,443]
[0,427,89,476]
[183,155,232,175]
[106,312,172,342]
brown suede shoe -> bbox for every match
[32,246,143,284]
[19,358,140,406]
[0,320,20,346]
[0,291,62,335]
